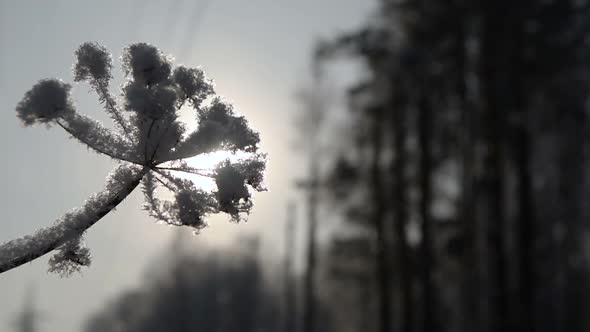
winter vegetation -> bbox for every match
[0,42,265,276]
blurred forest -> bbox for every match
[11,0,590,331]
[311,0,590,332]
[83,236,282,332]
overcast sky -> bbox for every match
[0,1,373,331]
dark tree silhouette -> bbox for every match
[314,0,590,331]
[84,237,280,332]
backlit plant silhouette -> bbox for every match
[0,42,266,276]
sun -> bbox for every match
[179,150,251,191]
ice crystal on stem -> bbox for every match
[0,42,266,276]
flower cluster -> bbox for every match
[13,42,266,275]
[16,79,75,125]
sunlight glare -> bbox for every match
[180,150,250,191]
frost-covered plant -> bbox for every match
[0,42,266,276]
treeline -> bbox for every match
[83,236,282,332]
[313,1,590,332]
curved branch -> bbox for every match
[0,166,148,274]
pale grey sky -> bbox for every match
[0,1,373,331]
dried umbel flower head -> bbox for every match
[16,79,74,125]
[173,66,215,106]
[2,42,266,276]
[74,42,113,83]
[122,43,172,87]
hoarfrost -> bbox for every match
[1,42,266,275]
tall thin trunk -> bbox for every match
[359,275,373,332]
[513,63,534,332]
[507,8,535,332]
[456,11,478,332]
[371,107,391,332]
[480,3,510,331]
[418,91,434,332]
[560,104,587,332]
[284,203,297,332]
[391,85,412,332]
[303,159,319,332]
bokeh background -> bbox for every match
[0,1,370,331]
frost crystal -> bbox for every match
[122,43,172,87]
[74,42,112,83]
[48,236,92,277]
[171,97,260,159]
[16,79,74,125]
[124,81,179,119]
[2,42,266,275]
[172,181,217,229]
[215,160,252,218]
[173,66,215,106]
[213,155,267,221]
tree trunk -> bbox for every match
[284,203,297,332]
[456,11,479,332]
[371,106,391,332]
[303,160,319,332]
[418,91,435,332]
[480,3,510,331]
[506,7,535,331]
[391,84,413,332]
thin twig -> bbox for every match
[143,174,174,223]
[153,173,177,191]
[150,120,173,163]
[144,119,156,163]
[153,168,185,188]
[156,166,213,177]
[96,81,133,140]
